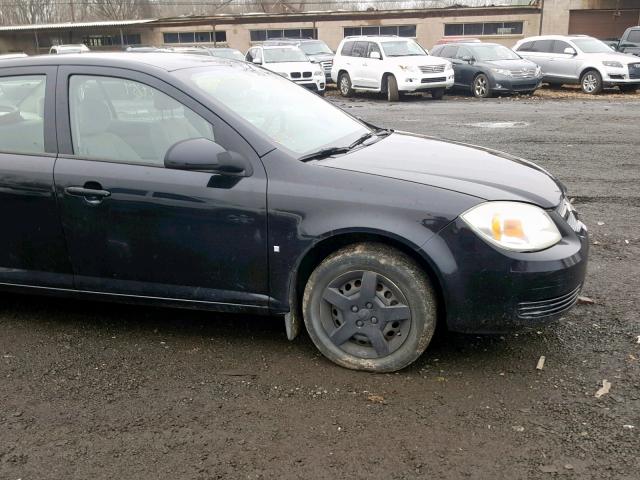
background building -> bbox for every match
[0,0,638,54]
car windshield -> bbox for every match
[381,40,426,57]
[177,64,369,155]
[210,49,245,61]
[572,38,614,54]
[471,44,520,61]
[264,48,308,63]
[299,41,333,55]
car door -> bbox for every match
[453,46,477,87]
[0,66,74,289]
[524,40,554,76]
[359,42,383,88]
[53,66,269,308]
[547,40,581,80]
[349,41,369,87]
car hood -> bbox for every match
[586,51,640,65]
[385,55,450,67]
[306,53,334,62]
[319,133,563,208]
[483,58,538,69]
[264,61,315,72]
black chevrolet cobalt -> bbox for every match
[0,54,587,371]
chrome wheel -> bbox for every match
[473,75,489,98]
[320,270,412,359]
[339,74,352,97]
[582,73,598,93]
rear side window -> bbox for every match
[68,75,214,166]
[0,75,46,155]
[352,42,368,58]
[340,41,355,56]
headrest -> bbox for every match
[77,98,112,136]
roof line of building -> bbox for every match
[0,5,540,33]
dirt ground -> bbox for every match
[1,90,639,479]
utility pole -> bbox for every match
[538,0,545,36]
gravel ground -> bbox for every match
[1,91,639,479]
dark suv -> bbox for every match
[263,38,334,81]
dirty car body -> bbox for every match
[0,53,588,371]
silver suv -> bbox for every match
[514,35,640,94]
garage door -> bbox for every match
[569,9,640,38]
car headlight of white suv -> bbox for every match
[602,61,623,68]
[461,201,561,252]
[398,65,420,74]
[313,69,323,77]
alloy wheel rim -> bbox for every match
[583,74,597,93]
[475,77,487,97]
[340,77,349,95]
[319,270,412,359]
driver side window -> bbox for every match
[68,75,214,166]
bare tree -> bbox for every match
[89,0,155,21]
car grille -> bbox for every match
[517,285,582,319]
[628,63,640,79]
[419,65,446,74]
[320,60,333,73]
[421,77,446,83]
[512,82,537,91]
[510,68,537,78]
[290,71,312,79]
[556,197,583,233]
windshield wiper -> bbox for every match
[298,146,350,162]
[348,128,393,149]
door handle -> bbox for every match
[65,185,111,205]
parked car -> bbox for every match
[514,35,640,94]
[49,44,90,55]
[0,53,27,60]
[331,35,454,101]
[246,45,325,94]
[431,42,542,97]
[0,53,588,372]
[124,45,161,53]
[609,26,640,56]
[263,38,334,81]
[433,37,481,46]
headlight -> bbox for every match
[491,68,512,77]
[602,61,623,68]
[313,70,323,77]
[398,65,419,73]
[444,62,453,71]
[460,202,561,252]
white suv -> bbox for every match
[514,35,640,94]
[331,36,454,101]
[246,45,326,95]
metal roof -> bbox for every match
[0,19,156,33]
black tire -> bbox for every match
[386,75,400,102]
[619,84,638,93]
[431,88,445,100]
[580,69,603,94]
[302,243,437,372]
[338,72,354,97]
[472,73,491,98]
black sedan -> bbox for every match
[431,42,543,97]
[0,53,587,372]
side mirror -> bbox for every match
[252,58,262,65]
[563,47,576,55]
[369,51,381,60]
[164,138,252,176]
[461,55,474,63]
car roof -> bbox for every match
[260,45,299,50]
[0,52,230,72]
[517,35,593,42]
[343,36,408,42]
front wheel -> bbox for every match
[431,88,445,100]
[581,70,602,94]
[472,74,491,98]
[338,72,354,97]
[386,75,400,102]
[302,243,437,372]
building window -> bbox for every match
[82,34,141,47]
[444,21,524,36]
[249,28,316,42]
[343,25,417,38]
[163,31,226,44]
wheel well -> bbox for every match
[579,67,600,81]
[337,69,348,80]
[291,232,446,330]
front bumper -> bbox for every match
[398,72,454,92]
[425,206,589,333]
[295,79,325,92]
[491,76,543,93]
